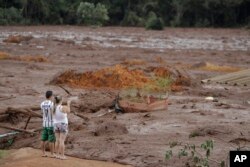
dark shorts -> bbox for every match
[54,123,68,133]
[41,127,55,142]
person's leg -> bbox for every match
[48,127,56,157]
[54,132,60,158]
[41,128,48,157]
[59,133,67,159]
[41,141,46,157]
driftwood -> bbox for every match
[59,85,72,96]
[175,67,193,79]
[73,112,89,121]
[119,99,168,113]
[0,124,35,134]
[24,116,32,129]
[0,105,40,115]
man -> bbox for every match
[40,90,55,157]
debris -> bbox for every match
[205,97,214,101]
[58,85,72,96]
[119,98,168,113]
[97,109,114,117]
[143,113,151,117]
[121,59,147,66]
[0,106,42,119]
[0,132,19,138]
[94,122,128,136]
[3,35,33,43]
[192,61,241,72]
[0,124,35,134]
[12,55,49,63]
[0,96,16,101]
[201,69,250,86]
[36,45,45,49]
[24,116,31,130]
[73,112,89,121]
[147,66,171,78]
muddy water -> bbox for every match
[0,30,249,51]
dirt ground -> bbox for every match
[0,147,131,167]
[0,26,250,167]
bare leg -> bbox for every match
[41,141,47,157]
[50,142,55,157]
[55,132,60,158]
[59,133,67,159]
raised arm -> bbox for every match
[62,100,71,113]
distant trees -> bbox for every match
[0,0,249,28]
[77,2,109,26]
[145,12,164,30]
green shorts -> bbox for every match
[41,127,55,142]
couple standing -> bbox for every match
[40,90,71,160]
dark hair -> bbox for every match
[45,91,53,99]
[54,96,62,104]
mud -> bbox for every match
[0,26,250,167]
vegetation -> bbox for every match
[165,140,225,167]
[77,2,109,26]
[145,12,164,30]
[0,0,249,27]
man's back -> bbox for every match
[41,100,54,127]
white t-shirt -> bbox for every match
[53,105,68,124]
[40,100,54,127]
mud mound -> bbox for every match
[52,64,151,89]
[52,64,191,92]
[3,35,33,43]
[94,122,128,136]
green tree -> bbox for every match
[145,11,164,30]
[77,2,109,26]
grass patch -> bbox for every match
[189,130,203,138]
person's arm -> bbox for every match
[62,100,71,113]
[40,102,43,113]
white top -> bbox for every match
[53,104,68,124]
[40,100,54,127]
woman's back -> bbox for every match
[53,105,68,124]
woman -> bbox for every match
[53,96,71,160]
